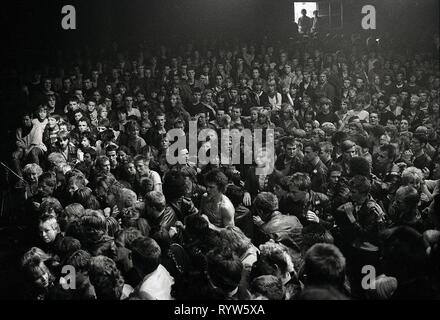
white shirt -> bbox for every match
[139,264,175,300]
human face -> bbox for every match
[329,171,341,185]
[27,171,39,184]
[180,149,189,163]
[400,120,409,131]
[161,137,170,149]
[193,92,202,102]
[87,101,96,112]
[135,160,149,176]
[78,121,88,133]
[32,263,51,289]
[74,111,83,122]
[99,108,108,119]
[125,97,134,108]
[48,117,57,128]
[39,219,58,243]
[304,123,312,133]
[83,79,92,90]
[38,108,47,121]
[351,189,366,205]
[432,162,440,179]
[370,113,378,125]
[344,146,356,160]
[81,137,90,149]
[250,110,259,121]
[101,160,111,174]
[318,149,330,163]
[303,146,317,163]
[38,182,54,197]
[285,143,297,158]
[107,151,117,166]
[389,96,397,106]
[117,150,128,164]
[68,181,79,196]
[58,136,69,149]
[410,138,422,153]
[84,153,93,164]
[376,150,390,166]
[206,182,220,198]
[126,163,137,176]
[23,116,32,128]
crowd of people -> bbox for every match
[5,29,440,300]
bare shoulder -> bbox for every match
[221,195,235,213]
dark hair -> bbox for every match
[250,275,285,300]
[88,255,124,300]
[379,144,397,162]
[206,248,243,292]
[297,286,348,300]
[163,171,187,201]
[204,169,228,193]
[304,243,346,288]
[131,237,162,275]
[58,237,82,263]
[304,141,320,153]
[225,185,244,207]
[39,172,57,189]
[348,157,371,177]
[66,250,91,273]
[349,175,371,194]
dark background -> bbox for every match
[1,0,439,55]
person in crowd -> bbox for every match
[6,26,440,301]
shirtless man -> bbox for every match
[200,169,235,231]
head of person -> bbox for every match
[375,144,397,168]
[131,236,162,277]
[59,203,85,231]
[206,248,243,294]
[303,243,346,289]
[348,156,371,177]
[204,169,228,197]
[340,140,357,161]
[162,170,187,201]
[144,191,166,220]
[80,210,107,242]
[23,163,43,184]
[348,175,371,205]
[253,192,278,222]
[250,275,285,300]
[328,164,343,186]
[318,142,333,163]
[303,141,320,163]
[381,226,427,283]
[39,214,60,244]
[401,167,424,190]
[37,172,57,197]
[220,226,252,258]
[250,241,294,286]
[134,155,150,176]
[88,255,125,300]
[410,133,427,153]
[21,247,54,292]
[393,185,420,218]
